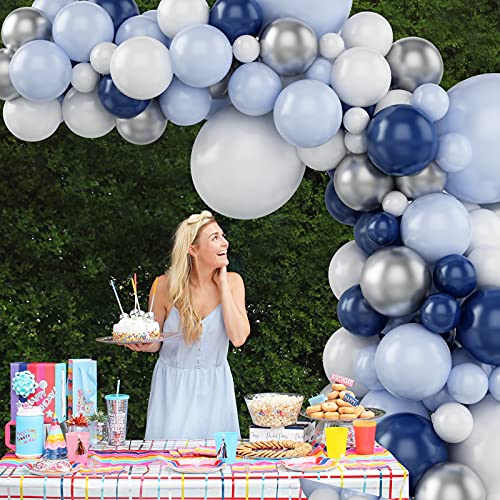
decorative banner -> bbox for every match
[329,373,355,387]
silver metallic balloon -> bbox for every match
[386,36,444,92]
[259,18,318,76]
[209,61,240,99]
[396,161,447,199]
[1,7,52,51]
[116,100,167,145]
[334,154,394,211]
[415,462,486,500]
[360,246,431,317]
[0,48,18,100]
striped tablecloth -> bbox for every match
[0,440,409,500]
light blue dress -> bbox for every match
[145,304,240,440]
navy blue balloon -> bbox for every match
[457,289,500,365]
[366,104,439,176]
[98,76,150,119]
[324,180,362,226]
[338,285,388,336]
[209,0,263,44]
[420,293,461,333]
[354,212,382,256]
[376,413,448,495]
[433,254,477,298]
[89,0,139,30]
[366,212,400,245]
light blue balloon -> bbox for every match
[115,15,170,46]
[360,389,431,422]
[436,73,500,204]
[32,0,76,23]
[422,386,455,411]
[452,347,493,376]
[170,24,233,88]
[273,80,342,148]
[447,362,489,405]
[401,193,472,263]
[354,345,384,391]
[411,83,449,122]
[159,78,212,126]
[489,367,500,402]
[52,1,114,62]
[228,62,282,116]
[305,57,332,85]
[142,10,158,22]
[436,132,473,173]
[254,0,352,37]
[9,40,72,102]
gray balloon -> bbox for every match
[116,100,167,145]
[360,246,431,317]
[1,7,52,51]
[334,154,394,211]
[0,48,18,101]
[396,161,447,199]
[209,61,240,99]
[415,462,486,500]
[260,18,318,76]
[386,36,444,92]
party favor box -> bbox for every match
[67,359,97,419]
[10,362,67,423]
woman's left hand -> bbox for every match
[213,265,228,289]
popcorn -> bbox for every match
[245,393,303,428]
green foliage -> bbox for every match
[0,0,498,455]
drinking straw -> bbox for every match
[116,379,120,397]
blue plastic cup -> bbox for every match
[214,431,239,464]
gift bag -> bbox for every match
[67,359,97,419]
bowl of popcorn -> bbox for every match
[244,393,304,428]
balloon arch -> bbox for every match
[1,0,499,498]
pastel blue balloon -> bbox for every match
[115,16,170,46]
[422,386,455,411]
[53,2,114,62]
[411,83,449,122]
[489,367,500,402]
[360,389,430,421]
[170,24,233,88]
[401,193,472,263]
[9,40,72,102]
[254,0,352,37]
[228,62,282,116]
[436,132,473,173]
[274,80,342,148]
[355,345,384,391]
[452,347,493,376]
[305,57,332,85]
[436,73,500,204]
[32,0,76,23]
[159,78,212,126]
[142,10,157,22]
[447,362,489,405]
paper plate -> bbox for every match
[26,463,83,477]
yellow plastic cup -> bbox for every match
[325,427,348,459]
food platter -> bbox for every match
[96,332,181,345]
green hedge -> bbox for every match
[0,0,498,455]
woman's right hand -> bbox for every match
[126,342,161,353]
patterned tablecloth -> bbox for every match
[0,440,409,500]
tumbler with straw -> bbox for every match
[105,380,129,446]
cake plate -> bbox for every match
[96,332,182,345]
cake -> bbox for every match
[112,310,161,342]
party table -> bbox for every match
[0,440,409,500]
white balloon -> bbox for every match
[343,107,370,134]
[466,208,500,255]
[319,33,345,60]
[341,12,393,56]
[90,42,116,75]
[110,36,172,100]
[157,0,209,38]
[233,35,260,63]
[450,395,500,500]
[191,107,305,220]
[432,402,474,443]
[309,488,341,500]
[62,88,114,138]
[331,47,391,107]
[344,132,367,154]
[464,202,482,212]
[3,97,61,142]
[382,191,409,217]
[468,246,500,290]
[71,63,99,93]
[297,130,346,171]
[328,241,367,299]
[322,327,379,398]
[481,201,500,218]
[374,89,412,114]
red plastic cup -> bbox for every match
[353,420,376,455]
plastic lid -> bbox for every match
[17,406,44,416]
[105,394,129,400]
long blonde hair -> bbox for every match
[168,210,216,344]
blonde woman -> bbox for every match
[129,211,250,440]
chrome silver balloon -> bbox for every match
[116,100,167,145]
[209,61,240,99]
[360,246,431,317]
[259,18,318,76]
[334,154,394,211]
[386,36,444,92]
[1,7,52,51]
[396,161,447,199]
[415,462,486,500]
[0,48,18,100]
